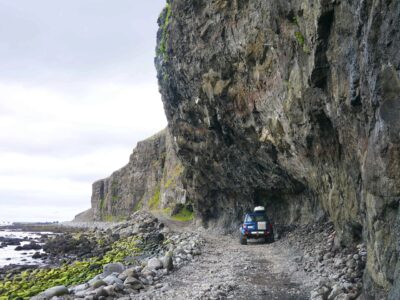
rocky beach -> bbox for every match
[0,212,204,299]
[0,212,371,300]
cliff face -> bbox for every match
[88,129,187,222]
[155,0,400,298]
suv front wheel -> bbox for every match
[239,233,247,245]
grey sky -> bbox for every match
[0,0,167,222]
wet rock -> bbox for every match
[0,237,22,246]
[15,242,41,251]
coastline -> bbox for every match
[0,211,203,299]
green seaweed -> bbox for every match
[0,236,142,299]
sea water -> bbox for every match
[0,229,47,267]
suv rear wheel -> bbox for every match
[239,233,247,245]
[265,235,275,244]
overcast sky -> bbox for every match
[0,0,167,222]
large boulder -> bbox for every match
[147,257,163,270]
[103,262,125,276]
[33,286,69,299]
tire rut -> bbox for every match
[140,227,311,300]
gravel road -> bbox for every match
[132,216,312,300]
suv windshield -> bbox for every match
[245,213,268,222]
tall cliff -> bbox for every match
[85,129,188,222]
[155,0,400,298]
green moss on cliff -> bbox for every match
[294,31,311,54]
[164,164,184,189]
[149,187,161,210]
[294,31,305,46]
[99,197,105,210]
[157,3,172,60]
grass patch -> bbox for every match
[148,187,161,210]
[163,207,172,216]
[0,236,141,299]
[171,207,194,222]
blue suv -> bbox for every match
[239,207,274,245]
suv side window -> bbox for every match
[245,215,254,222]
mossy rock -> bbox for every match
[0,236,143,298]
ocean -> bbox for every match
[0,228,47,268]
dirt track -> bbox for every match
[160,234,310,299]
[134,215,312,299]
